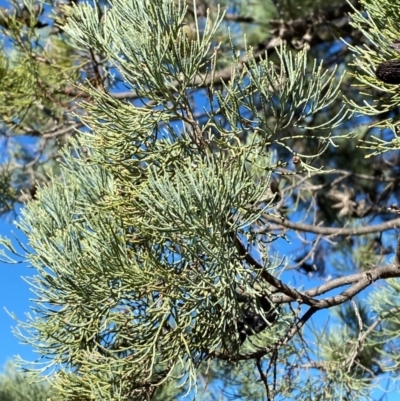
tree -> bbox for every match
[0,0,358,215]
[3,0,400,400]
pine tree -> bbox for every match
[0,0,357,215]
[2,0,400,400]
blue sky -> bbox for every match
[0,216,37,370]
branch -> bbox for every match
[273,263,400,308]
[234,234,320,307]
[236,230,400,310]
[256,358,269,397]
[261,215,400,236]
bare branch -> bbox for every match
[261,215,400,237]
[273,263,400,306]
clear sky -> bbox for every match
[0,215,38,370]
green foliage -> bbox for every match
[3,0,400,400]
[0,0,85,212]
[348,0,400,153]
[0,0,347,398]
[0,362,50,401]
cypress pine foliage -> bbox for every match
[0,0,88,214]
[3,0,400,400]
[0,362,50,401]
